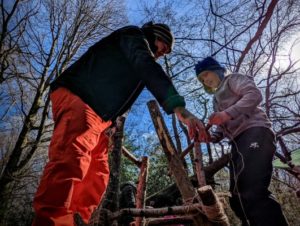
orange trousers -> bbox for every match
[33,88,112,226]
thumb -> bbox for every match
[208,113,216,124]
[209,112,216,119]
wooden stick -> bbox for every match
[197,185,230,226]
[110,203,203,220]
[194,142,206,187]
[147,216,193,225]
[135,156,149,226]
[122,146,142,167]
[180,142,194,159]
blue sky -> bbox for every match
[123,0,202,155]
[125,0,144,24]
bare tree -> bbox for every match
[1,0,299,224]
[0,0,39,84]
[0,0,127,223]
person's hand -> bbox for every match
[174,107,209,142]
[208,111,231,125]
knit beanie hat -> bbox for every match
[195,57,225,94]
[195,57,225,76]
[141,21,175,54]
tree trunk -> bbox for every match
[98,116,126,224]
[0,83,46,221]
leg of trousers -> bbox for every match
[229,127,289,226]
[32,88,112,226]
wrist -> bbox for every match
[174,107,193,120]
[174,106,185,114]
[222,111,232,121]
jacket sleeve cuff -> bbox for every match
[224,106,240,119]
[161,95,186,114]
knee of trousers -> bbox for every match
[44,157,92,185]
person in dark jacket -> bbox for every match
[195,57,289,226]
[32,22,208,226]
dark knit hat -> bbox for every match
[142,21,175,53]
[195,57,225,94]
[195,57,225,76]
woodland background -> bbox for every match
[0,0,300,225]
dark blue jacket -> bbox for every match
[51,26,185,121]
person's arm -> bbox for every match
[118,27,208,141]
[224,74,262,119]
[174,106,208,142]
[209,74,262,125]
[118,27,185,113]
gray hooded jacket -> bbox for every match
[213,73,272,140]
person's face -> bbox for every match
[197,71,221,89]
[154,38,170,59]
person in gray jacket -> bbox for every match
[195,57,288,226]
